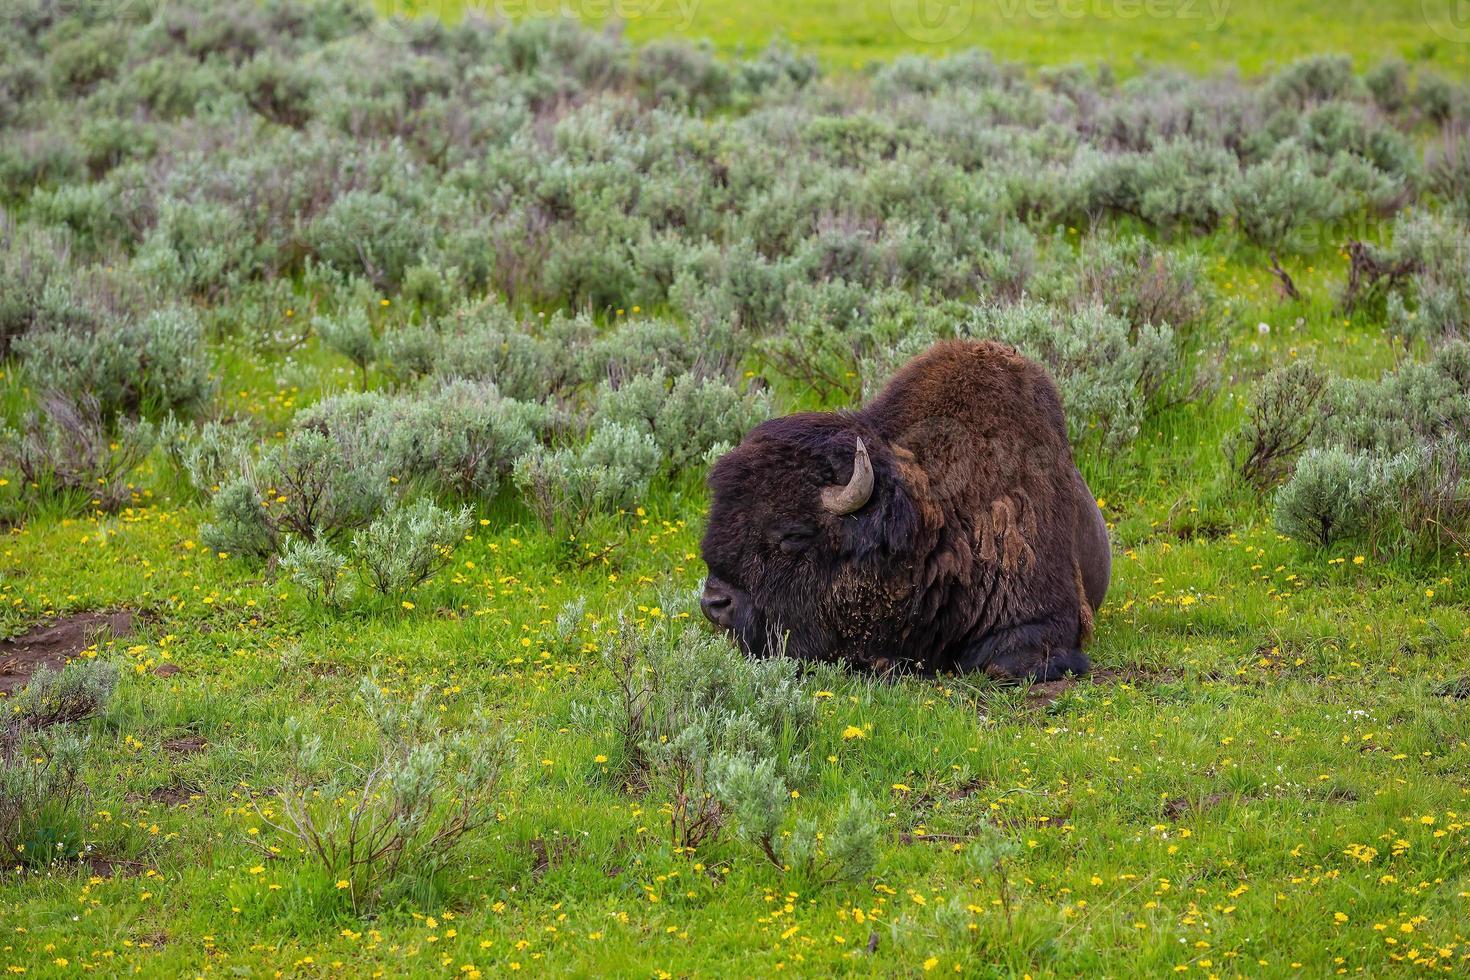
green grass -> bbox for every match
[2,244,1468,976]
[2,3,1469,975]
[385,0,1470,76]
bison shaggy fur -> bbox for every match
[700,340,1110,681]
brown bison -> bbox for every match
[700,340,1109,681]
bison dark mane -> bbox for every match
[700,340,1110,682]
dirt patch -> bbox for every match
[163,735,207,755]
[142,782,202,807]
[1434,677,1470,700]
[909,776,985,810]
[1024,666,1197,708]
[0,610,135,695]
[528,835,579,881]
[1094,667,1191,686]
[1162,792,1227,820]
[81,854,146,879]
[1024,678,1078,707]
[1170,519,1232,542]
[947,777,987,801]
[898,830,973,845]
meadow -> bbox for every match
[385,0,1470,77]
[1,0,1469,976]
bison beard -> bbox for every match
[700,340,1110,682]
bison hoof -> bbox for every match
[982,649,1091,684]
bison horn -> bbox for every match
[822,438,874,515]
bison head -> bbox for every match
[699,414,921,663]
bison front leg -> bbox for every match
[955,617,1091,683]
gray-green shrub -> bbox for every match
[262,677,510,910]
[1316,341,1470,454]
[304,191,428,291]
[1273,447,1379,547]
[1232,144,1342,258]
[261,427,389,540]
[0,220,73,356]
[589,317,741,387]
[0,393,155,515]
[16,307,213,418]
[965,301,1179,448]
[1,659,119,867]
[378,322,440,383]
[291,382,547,501]
[1273,444,1467,552]
[1273,344,1470,551]
[1364,60,1409,114]
[1229,360,1330,489]
[512,422,660,530]
[587,616,874,880]
[594,369,771,474]
[200,427,388,558]
[711,757,879,884]
[392,382,547,500]
[352,499,472,601]
[279,535,354,608]
[1064,235,1211,334]
[1375,211,1470,344]
[160,417,258,499]
[315,306,378,388]
[432,304,593,402]
[1427,128,1470,218]
[1265,55,1359,110]
[763,289,968,402]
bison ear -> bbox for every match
[870,472,919,557]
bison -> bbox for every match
[699,339,1110,682]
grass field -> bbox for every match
[4,297,1470,976]
[384,0,1470,75]
[2,0,1470,977]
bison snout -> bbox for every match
[700,581,737,629]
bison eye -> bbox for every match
[776,528,813,555]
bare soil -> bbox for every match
[162,735,207,755]
[142,782,203,807]
[81,854,146,879]
[1024,666,1194,708]
[0,609,135,695]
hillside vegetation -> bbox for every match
[387,0,1470,76]
[1,0,1468,975]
